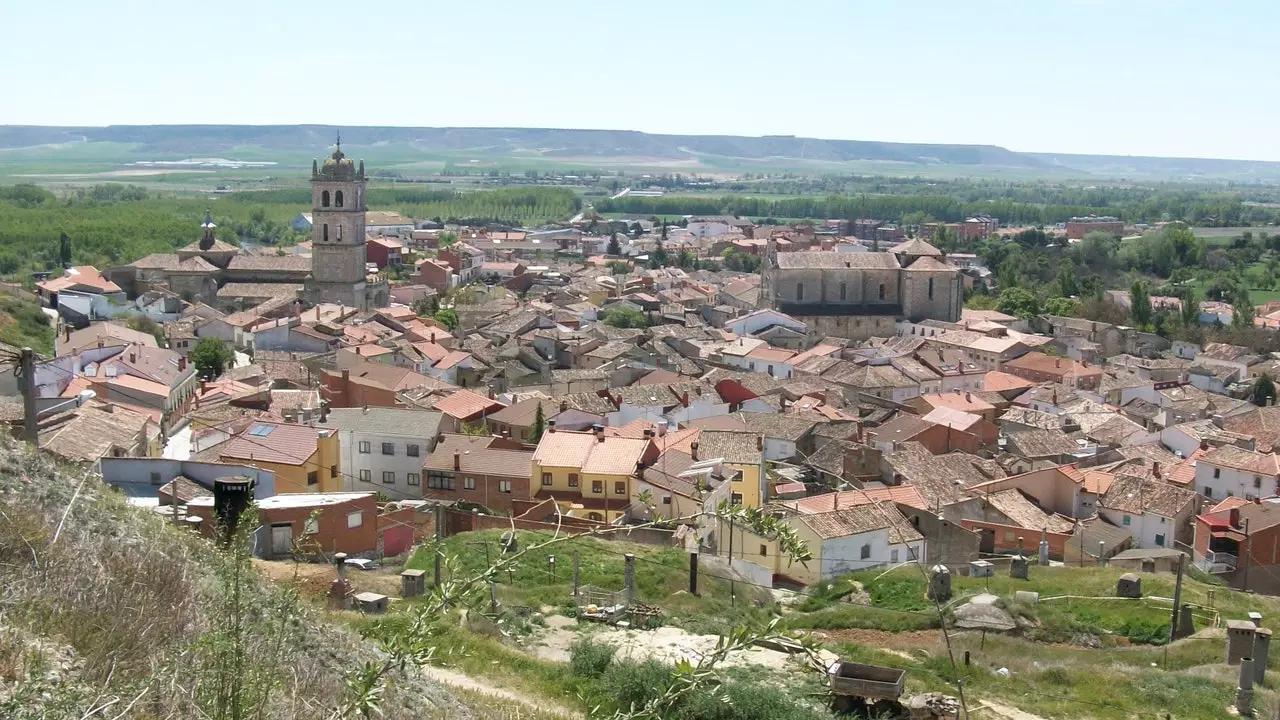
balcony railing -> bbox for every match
[1197,551,1238,574]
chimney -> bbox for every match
[1200,439,1210,451]
[682,391,690,408]
[431,332,436,343]
[1212,414,1225,429]
[342,369,350,382]
[199,380,207,394]
[560,400,568,413]
[128,351,136,364]
[179,357,187,372]
[1230,507,1241,528]
[64,324,71,342]
[295,301,302,318]
[453,451,461,471]
[1152,461,1161,479]
[1055,359,1061,368]
[488,388,495,400]
[834,491,839,510]
[593,423,605,442]
[964,392,971,402]
[657,419,668,437]
[643,429,654,439]
[363,404,369,414]
[547,420,556,433]
[691,441,699,461]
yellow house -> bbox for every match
[679,430,766,509]
[217,421,342,494]
[530,428,655,522]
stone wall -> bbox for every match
[793,314,898,342]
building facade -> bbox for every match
[758,239,962,341]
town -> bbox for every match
[7,136,1280,719]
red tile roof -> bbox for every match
[431,389,505,421]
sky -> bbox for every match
[4,0,1278,160]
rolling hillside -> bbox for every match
[5,124,1280,181]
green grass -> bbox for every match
[406,529,772,635]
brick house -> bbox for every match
[417,258,454,292]
[421,433,535,514]
[1066,217,1125,240]
[189,491,378,559]
[1003,352,1103,391]
[1193,499,1280,594]
[365,237,404,269]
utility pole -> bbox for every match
[1169,552,1186,644]
[19,348,38,447]
[1243,519,1251,593]
[433,504,444,588]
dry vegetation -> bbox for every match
[0,435,467,719]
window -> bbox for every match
[382,442,395,456]
[150,472,162,485]
[337,224,342,240]
[795,283,804,301]
[307,471,318,486]
[878,283,886,301]
[330,465,338,479]
[1214,468,1221,479]
[359,441,371,454]
[407,444,420,458]
[1004,530,1017,542]
[382,471,395,484]
[359,469,371,483]
[568,473,579,488]
[767,365,774,376]
[322,223,329,242]
[749,362,756,371]
[1205,487,1213,498]
[304,517,318,535]
[335,190,344,207]
[891,549,900,564]
[839,281,847,301]
[758,544,768,557]
[1155,533,1166,547]
[407,473,420,486]
[860,544,871,560]
[928,277,935,300]
[1256,476,1263,488]
[662,495,672,505]
[346,511,363,529]
[542,473,553,487]
[427,471,454,490]
[731,492,743,506]
[1122,515,1131,526]
[463,476,475,490]
[322,190,330,207]
[614,481,626,495]
[520,429,529,439]
[498,480,512,494]
[592,481,604,494]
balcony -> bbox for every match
[1197,551,1238,574]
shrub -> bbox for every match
[568,638,615,678]
[601,659,670,711]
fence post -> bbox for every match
[623,553,636,606]
[433,504,444,587]
[573,551,581,599]
[689,551,699,596]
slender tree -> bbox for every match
[531,402,546,443]
[1130,279,1152,327]
[1234,287,1255,327]
[607,232,622,256]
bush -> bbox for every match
[568,638,615,678]
[600,659,670,712]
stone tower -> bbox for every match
[305,134,369,308]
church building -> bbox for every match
[758,237,962,340]
[302,138,389,309]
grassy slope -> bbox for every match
[0,435,468,719]
[388,534,1280,719]
[0,294,54,354]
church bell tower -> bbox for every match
[306,133,369,308]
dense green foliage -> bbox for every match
[191,337,234,380]
[602,305,647,328]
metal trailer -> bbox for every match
[827,660,906,712]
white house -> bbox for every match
[743,345,797,379]
[322,407,444,501]
[1160,419,1254,459]
[1098,474,1197,550]
[1193,445,1280,502]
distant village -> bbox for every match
[11,144,1280,601]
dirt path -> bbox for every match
[972,700,1050,720]
[421,665,583,719]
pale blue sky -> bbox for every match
[4,0,1276,160]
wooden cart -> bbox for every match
[827,660,906,713]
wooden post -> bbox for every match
[623,553,635,606]
[433,504,444,587]
[1169,552,1186,645]
[689,551,699,596]
[573,551,581,599]
[19,348,37,447]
